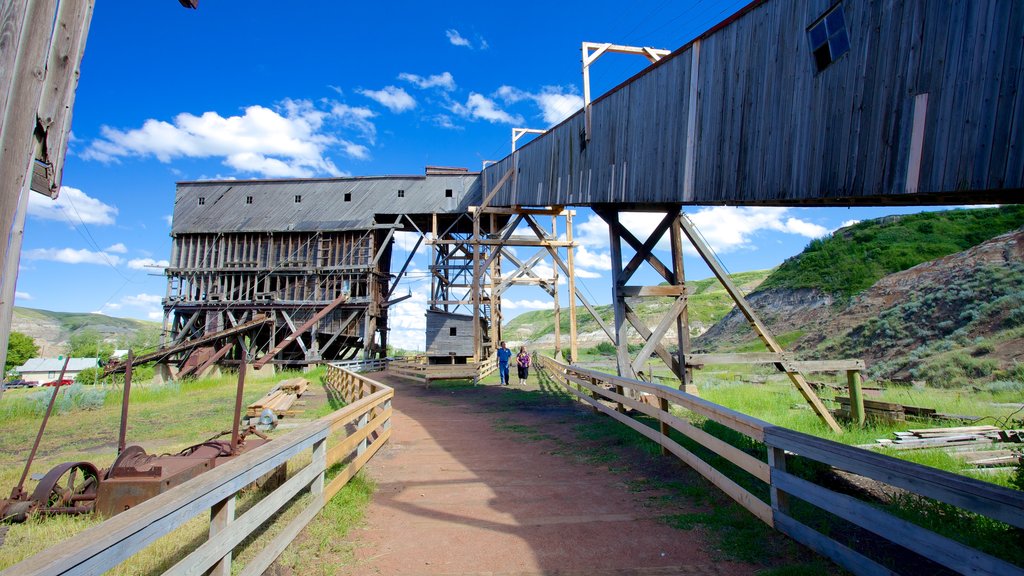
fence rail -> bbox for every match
[3,364,392,576]
[536,356,1024,576]
[388,355,496,386]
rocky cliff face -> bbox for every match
[695,288,835,350]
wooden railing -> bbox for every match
[4,365,392,576]
[388,355,496,386]
[536,356,1024,576]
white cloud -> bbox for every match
[503,299,554,310]
[127,258,169,270]
[329,103,377,143]
[575,245,612,271]
[575,268,602,279]
[446,29,471,47]
[431,114,460,130]
[359,86,416,113]
[28,186,118,226]
[122,293,162,306]
[385,282,429,351]
[163,214,173,226]
[497,85,583,125]
[782,217,829,238]
[23,247,122,266]
[838,219,861,229]
[15,291,32,300]
[339,140,370,160]
[574,207,830,259]
[105,243,128,254]
[98,292,164,321]
[399,72,456,91]
[451,93,523,125]
[82,99,372,178]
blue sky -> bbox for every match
[14,0,955,350]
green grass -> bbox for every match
[0,367,348,573]
[758,205,1024,298]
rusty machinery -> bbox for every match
[1,348,270,522]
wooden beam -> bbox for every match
[685,353,865,371]
[678,214,842,434]
[623,301,681,375]
[620,212,675,284]
[105,314,272,373]
[177,342,234,379]
[631,295,687,376]
[620,285,686,297]
[253,294,348,368]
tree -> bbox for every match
[68,329,115,362]
[6,331,39,372]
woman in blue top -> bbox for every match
[496,341,512,386]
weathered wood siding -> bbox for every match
[424,310,475,358]
[484,0,1024,207]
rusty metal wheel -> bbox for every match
[30,462,100,515]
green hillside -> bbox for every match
[504,269,772,341]
[13,307,163,353]
[758,206,1024,298]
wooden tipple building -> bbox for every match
[163,169,483,368]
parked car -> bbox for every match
[2,379,28,389]
[43,379,74,387]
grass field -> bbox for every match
[0,366,373,574]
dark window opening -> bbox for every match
[398,189,405,198]
[445,189,453,198]
[449,327,457,336]
[344,192,352,202]
[294,195,302,203]
[198,197,205,205]
[245,196,253,204]
[807,5,849,72]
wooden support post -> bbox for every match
[614,383,625,413]
[848,370,865,428]
[567,210,579,364]
[670,216,695,394]
[208,495,236,576]
[552,215,562,360]
[767,446,790,515]
[606,211,634,379]
[658,397,671,456]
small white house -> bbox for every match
[15,357,100,385]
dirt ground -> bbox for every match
[327,372,818,576]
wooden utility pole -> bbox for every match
[0,0,94,391]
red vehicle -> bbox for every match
[43,379,74,387]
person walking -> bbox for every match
[496,341,512,386]
[516,346,531,386]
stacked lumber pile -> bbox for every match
[834,396,939,422]
[246,378,309,418]
[870,425,1014,450]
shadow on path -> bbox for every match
[341,371,765,576]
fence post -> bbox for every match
[614,382,625,414]
[357,411,369,457]
[312,436,326,502]
[658,396,671,456]
[847,369,865,428]
[208,495,236,576]
[767,445,790,516]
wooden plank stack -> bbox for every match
[247,378,309,418]
[870,425,1008,450]
[833,396,937,423]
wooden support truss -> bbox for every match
[593,206,844,434]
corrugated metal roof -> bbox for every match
[16,358,99,373]
[172,174,482,234]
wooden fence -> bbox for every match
[536,356,1024,576]
[388,355,496,386]
[3,364,392,576]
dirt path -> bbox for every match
[340,374,761,576]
